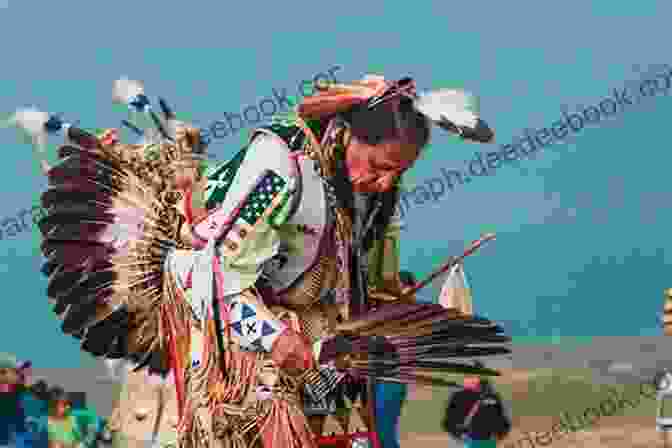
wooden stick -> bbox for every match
[403,233,496,298]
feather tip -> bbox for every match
[7,107,50,138]
[112,77,146,105]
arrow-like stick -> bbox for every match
[402,233,496,298]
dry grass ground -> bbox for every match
[399,368,664,447]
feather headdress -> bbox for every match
[296,74,495,143]
[414,88,494,143]
[7,108,100,173]
[112,77,147,108]
[7,78,211,175]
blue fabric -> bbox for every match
[18,394,48,447]
[20,394,47,420]
[463,436,497,448]
[374,381,408,448]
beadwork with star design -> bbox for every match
[228,301,285,352]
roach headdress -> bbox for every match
[296,74,495,144]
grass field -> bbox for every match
[399,367,658,435]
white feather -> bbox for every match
[112,77,145,104]
[7,107,49,151]
[7,107,49,140]
[415,89,480,129]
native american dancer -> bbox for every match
[9,74,511,448]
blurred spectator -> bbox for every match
[25,380,49,415]
[0,355,109,448]
[442,366,511,448]
[22,379,50,447]
[69,394,107,448]
[0,353,28,447]
[45,387,86,448]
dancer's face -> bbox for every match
[345,135,420,193]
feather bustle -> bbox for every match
[36,142,193,375]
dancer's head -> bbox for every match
[296,74,494,193]
[341,98,431,193]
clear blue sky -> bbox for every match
[0,0,670,367]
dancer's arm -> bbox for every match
[179,132,313,371]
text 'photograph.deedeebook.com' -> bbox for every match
[396,64,672,220]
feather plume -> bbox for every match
[414,89,495,143]
[6,107,67,173]
[414,88,480,129]
[7,107,50,147]
[35,143,187,375]
[112,77,146,106]
[112,78,172,140]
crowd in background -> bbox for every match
[0,353,111,448]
